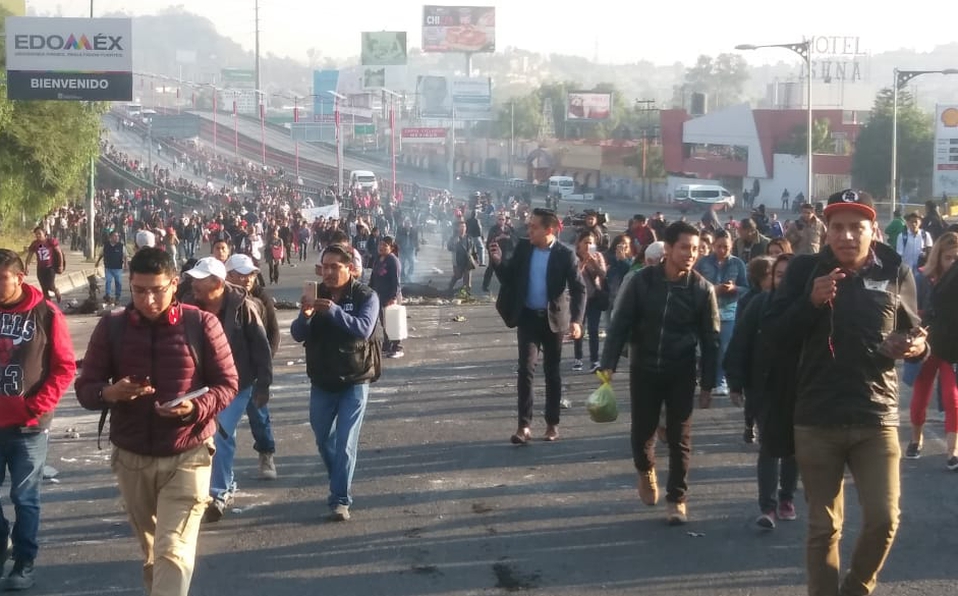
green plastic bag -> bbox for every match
[587,371,618,423]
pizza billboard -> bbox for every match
[421,6,495,53]
[566,91,613,121]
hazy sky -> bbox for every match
[27,0,954,65]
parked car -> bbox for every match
[673,184,736,212]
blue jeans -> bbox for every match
[309,383,369,508]
[716,319,735,390]
[246,398,275,454]
[210,386,252,503]
[104,268,122,300]
[0,429,49,562]
[574,300,603,363]
[400,252,416,282]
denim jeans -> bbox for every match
[0,428,49,562]
[715,319,735,389]
[246,399,275,454]
[210,386,253,503]
[309,383,369,508]
[573,300,603,363]
[104,268,122,300]
[400,252,416,283]
[794,426,900,596]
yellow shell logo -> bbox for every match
[942,108,958,127]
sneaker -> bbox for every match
[388,349,405,359]
[904,442,922,459]
[713,386,729,396]
[543,425,559,442]
[638,469,659,506]
[777,500,797,521]
[589,362,601,373]
[203,499,227,523]
[756,512,776,529]
[329,504,350,522]
[947,456,958,471]
[572,360,583,372]
[4,559,35,591]
[743,426,755,444]
[667,502,688,525]
[258,453,278,480]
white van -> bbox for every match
[673,184,735,212]
[349,170,378,192]
[548,175,575,197]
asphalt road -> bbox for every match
[22,231,958,596]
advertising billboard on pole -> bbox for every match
[361,32,407,66]
[422,6,495,53]
[566,92,613,121]
[416,76,492,120]
[5,16,133,101]
[933,104,958,199]
[402,127,447,144]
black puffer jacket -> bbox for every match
[600,263,719,388]
[764,243,923,427]
[930,264,958,363]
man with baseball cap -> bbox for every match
[185,257,273,521]
[225,254,280,480]
[765,189,927,596]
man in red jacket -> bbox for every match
[0,249,75,590]
[75,248,239,596]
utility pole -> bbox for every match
[254,0,261,98]
[635,99,657,203]
[87,0,96,262]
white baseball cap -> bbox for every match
[135,230,156,248]
[186,257,227,280]
[225,254,259,275]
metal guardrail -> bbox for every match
[97,154,204,211]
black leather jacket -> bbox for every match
[600,264,719,388]
[764,243,923,427]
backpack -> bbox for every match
[95,306,205,449]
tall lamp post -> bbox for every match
[328,91,347,195]
[382,89,402,200]
[736,41,813,202]
[891,68,958,218]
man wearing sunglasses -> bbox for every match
[765,189,926,596]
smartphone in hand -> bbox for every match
[303,281,318,301]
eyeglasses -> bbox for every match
[130,279,174,299]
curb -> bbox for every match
[25,266,103,296]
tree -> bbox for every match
[493,94,543,140]
[776,118,834,156]
[851,88,933,199]
[672,53,750,111]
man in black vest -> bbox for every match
[95,230,127,304]
[291,245,382,522]
[490,208,586,444]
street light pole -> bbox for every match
[382,89,402,201]
[890,68,958,218]
[87,0,96,262]
[736,41,813,202]
[328,91,347,195]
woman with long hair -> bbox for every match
[906,231,958,467]
[572,230,607,373]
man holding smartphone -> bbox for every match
[75,248,239,596]
[291,245,383,522]
[765,190,926,596]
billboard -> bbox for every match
[363,67,386,89]
[566,92,613,121]
[402,127,447,144]
[417,75,492,120]
[933,104,958,199]
[5,16,133,101]
[312,69,340,118]
[221,68,255,87]
[422,6,495,53]
[361,31,407,66]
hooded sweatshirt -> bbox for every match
[0,283,76,428]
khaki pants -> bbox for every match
[794,426,900,596]
[111,440,214,596]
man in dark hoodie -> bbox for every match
[765,190,926,596]
[185,257,273,522]
[0,249,75,590]
[225,254,280,481]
